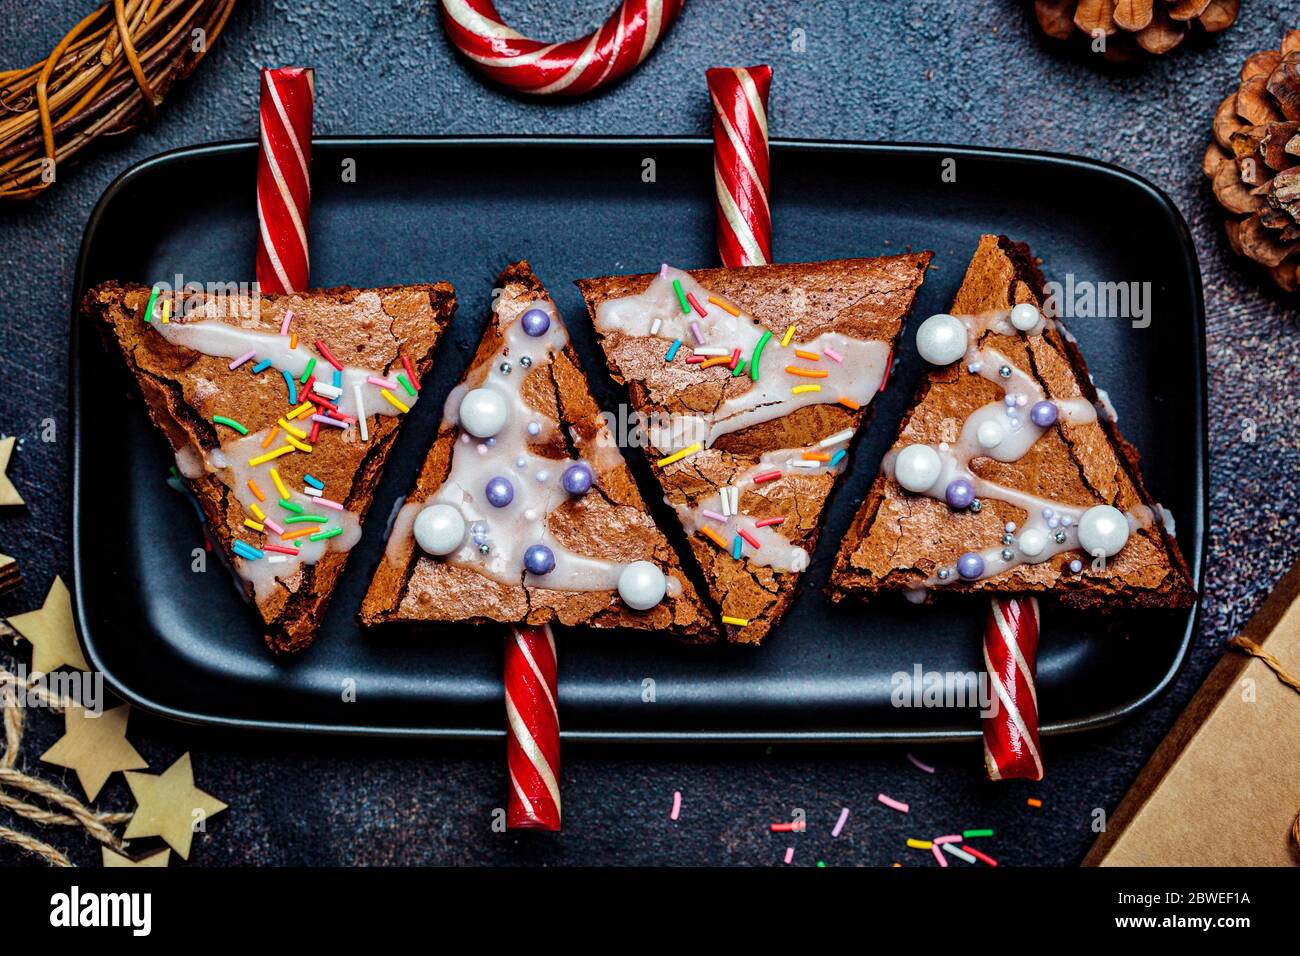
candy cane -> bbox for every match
[440,0,685,96]
[982,597,1044,781]
[504,624,561,830]
[706,65,772,268]
[256,67,314,295]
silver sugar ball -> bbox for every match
[1001,548,1014,561]
[1054,530,1067,543]
[499,361,512,375]
[1002,533,1014,546]
[519,356,532,367]
[937,568,950,580]
[969,499,982,513]
[478,543,491,554]
[998,365,1012,378]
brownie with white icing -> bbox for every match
[829,235,1195,608]
[577,255,933,644]
[360,261,716,640]
[84,279,456,654]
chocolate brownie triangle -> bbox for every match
[360,261,716,640]
[84,279,456,654]
[577,255,932,644]
[829,235,1195,608]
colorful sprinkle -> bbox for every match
[707,295,741,316]
[752,469,782,485]
[249,502,266,521]
[791,384,822,395]
[728,348,741,369]
[818,429,855,448]
[315,339,344,371]
[263,543,298,556]
[160,299,170,324]
[380,389,410,414]
[829,449,847,468]
[823,346,844,363]
[831,808,850,838]
[754,516,785,528]
[738,528,761,549]
[248,446,293,466]
[686,292,708,317]
[289,333,298,350]
[931,844,948,868]
[943,843,978,864]
[770,821,805,833]
[906,838,932,850]
[332,369,342,389]
[780,324,796,348]
[315,497,345,511]
[243,519,264,532]
[278,418,308,440]
[269,468,289,499]
[303,474,324,490]
[299,356,317,384]
[783,848,794,865]
[247,479,266,501]
[690,320,704,344]
[700,526,729,550]
[721,616,749,627]
[749,330,772,381]
[283,434,312,453]
[229,350,257,370]
[232,541,263,560]
[801,452,832,462]
[279,310,294,335]
[962,845,998,867]
[837,396,861,411]
[700,509,727,523]
[278,498,303,514]
[302,487,323,497]
[142,286,160,323]
[664,339,682,362]
[794,349,820,361]
[281,370,298,405]
[692,347,730,357]
[731,360,747,377]
[907,753,936,773]
[879,349,894,392]
[1027,797,1043,808]
[251,359,273,374]
[672,278,690,314]
[263,519,285,536]
[311,414,347,430]
[649,317,662,336]
[396,373,417,397]
[670,791,681,821]
[963,829,993,839]
[280,527,321,542]
[877,793,909,813]
[354,385,369,442]
[286,401,314,420]
[731,534,743,559]
[212,415,248,435]
[684,355,706,365]
[656,443,702,468]
[699,354,731,369]
[285,514,328,524]
[402,354,420,390]
[932,834,962,844]
[310,527,344,542]
[787,366,828,378]
[367,375,398,389]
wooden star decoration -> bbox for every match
[41,704,148,802]
[0,437,22,507]
[7,576,88,674]
[123,753,226,859]
[103,847,171,867]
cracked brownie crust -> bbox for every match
[84,279,456,654]
[360,261,716,640]
[828,235,1195,609]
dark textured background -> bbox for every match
[1,0,1296,867]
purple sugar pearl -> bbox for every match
[562,462,593,496]
[1030,400,1058,428]
[484,476,514,508]
[945,478,974,510]
[956,551,986,580]
[524,544,555,575]
[520,308,550,337]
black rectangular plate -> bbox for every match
[71,137,1205,741]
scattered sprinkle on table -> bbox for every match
[877,793,909,813]
[963,828,993,839]
[1027,797,1043,809]
[831,808,850,838]
[670,791,681,820]
[906,752,936,773]
[942,843,977,864]
[783,847,794,865]
[930,844,949,867]
[962,845,998,867]
[906,838,932,850]
[770,821,804,833]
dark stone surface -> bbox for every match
[0,1,1296,867]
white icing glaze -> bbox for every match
[415,299,680,602]
[881,310,1160,589]
[154,311,411,599]
[593,266,891,453]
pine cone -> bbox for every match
[1204,30,1300,293]
[1033,1,1240,58]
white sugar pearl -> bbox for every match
[977,419,1005,450]
[1077,505,1130,558]
[1018,527,1047,559]
[413,503,466,556]
[915,313,968,366]
[458,387,508,438]
[894,444,942,493]
[1010,302,1041,332]
[618,560,667,610]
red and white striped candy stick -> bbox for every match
[440,0,685,96]
[706,65,772,268]
[505,624,561,830]
[982,597,1044,781]
[256,67,314,295]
